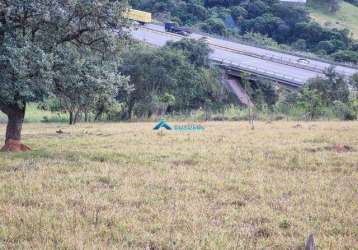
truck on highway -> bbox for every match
[125,9,152,25]
[164,22,192,36]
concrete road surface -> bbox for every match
[130,24,358,86]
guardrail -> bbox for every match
[211,57,304,88]
[141,25,357,77]
[183,26,358,71]
[133,27,305,87]
[131,27,336,87]
[208,41,325,74]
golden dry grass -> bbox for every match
[310,2,358,40]
[0,121,357,249]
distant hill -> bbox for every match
[309,1,358,39]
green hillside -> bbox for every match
[310,1,358,39]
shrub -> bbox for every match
[333,100,357,120]
[332,50,358,63]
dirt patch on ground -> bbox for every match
[0,139,31,152]
[305,144,354,153]
[328,144,354,153]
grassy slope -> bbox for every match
[0,122,357,249]
[310,1,358,39]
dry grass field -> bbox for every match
[0,121,357,249]
[310,1,358,39]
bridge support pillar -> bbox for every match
[220,72,254,107]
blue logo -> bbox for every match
[153,119,173,130]
[153,119,205,132]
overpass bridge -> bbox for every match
[130,24,358,88]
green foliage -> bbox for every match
[273,68,357,121]
[0,40,53,107]
[351,73,358,90]
[201,18,227,36]
[118,41,231,119]
[253,79,279,109]
[292,39,307,50]
[332,100,357,120]
[165,38,212,67]
[308,67,350,105]
[332,50,358,63]
[317,40,337,54]
[297,87,324,120]
[52,45,128,124]
[0,0,128,117]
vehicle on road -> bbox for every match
[125,9,152,25]
[297,58,310,65]
[164,22,191,36]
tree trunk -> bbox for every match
[74,111,80,124]
[3,104,25,142]
[126,98,135,120]
[0,104,31,152]
[95,104,105,121]
[95,110,102,121]
[69,111,74,125]
[127,104,133,120]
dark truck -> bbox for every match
[164,22,192,36]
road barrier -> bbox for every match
[140,26,355,77]
[212,57,304,88]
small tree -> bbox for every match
[333,101,356,120]
[308,67,350,105]
[165,38,212,67]
[298,87,324,120]
[350,73,358,118]
[351,73,358,91]
[53,46,127,125]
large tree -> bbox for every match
[0,0,127,151]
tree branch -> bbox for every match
[58,28,94,44]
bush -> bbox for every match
[292,39,307,50]
[201,18,227,36]
[317,40,337,54]
[333,101,357,120]
[332,50,358,63]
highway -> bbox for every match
[130,24,358,87]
